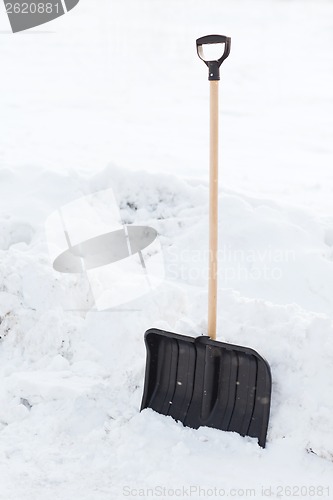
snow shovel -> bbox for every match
[140,35,272,448]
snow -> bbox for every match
[1,0,333,499]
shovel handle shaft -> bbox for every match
[208,81,219,340]
[197,34,230,340]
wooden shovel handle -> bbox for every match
[208,81,219,340]
[196,34,230,340]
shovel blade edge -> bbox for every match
[141,328,272,448]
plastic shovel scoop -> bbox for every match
[140,35,272,448]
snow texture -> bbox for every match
[1,0,333,499]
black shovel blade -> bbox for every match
[141,328,272,447]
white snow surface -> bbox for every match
[1,0,333,499]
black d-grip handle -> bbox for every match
[196,34,231,81]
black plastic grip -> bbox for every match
[196,34,231,81]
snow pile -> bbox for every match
[0,165,333,499]
[1,0,333,496]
